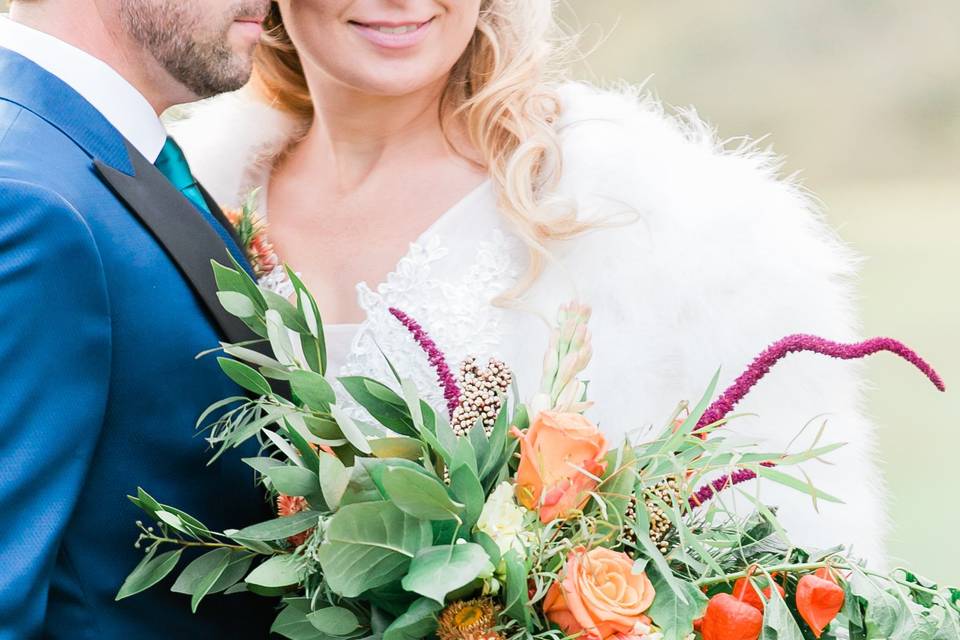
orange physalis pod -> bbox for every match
[796,572,845,638]
[700,593,763,640]
[732,577,786,612]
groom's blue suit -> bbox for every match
[0,49,275,637]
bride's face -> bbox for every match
[276,0,482,97]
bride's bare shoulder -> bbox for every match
[166,88,302,208]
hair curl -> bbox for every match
[254,0,590,303]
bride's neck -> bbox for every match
[285,76,465,193]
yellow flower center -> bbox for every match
[454,605,485,629]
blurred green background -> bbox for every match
[560,1,959,582]
[3,0,956,581]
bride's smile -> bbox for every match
[278,0,479,96]
[347,17,437,50]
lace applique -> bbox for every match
[335,230,525,422]
[227,189,525,423]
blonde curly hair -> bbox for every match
[253,0,591,302]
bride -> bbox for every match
[173,0,884,561]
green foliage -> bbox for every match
[378,466,465,522]
[115,548,183,600]
[317,501,432,597]
[401,544,492,604]
[306,607,360,635]
[647,566,708,640]
[233,511,320,542]
[382,598,442,640]
[117,260,956,640]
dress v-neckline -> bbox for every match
[257,178,493,330]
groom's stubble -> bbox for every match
[120,0,269,99]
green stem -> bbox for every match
[862,569,941,597]
[144,535,251,553]
[694,561,831,588]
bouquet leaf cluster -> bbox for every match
[119,258,957,640]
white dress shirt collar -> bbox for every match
[0,16,166,162]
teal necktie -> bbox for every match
[154,137,211,215]
[154,136,256,278]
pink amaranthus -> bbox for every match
[689,334,945,507]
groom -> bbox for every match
[0,0,275,637]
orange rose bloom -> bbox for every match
[544,547,656,640]
[513,411,609,523]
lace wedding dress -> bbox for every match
[250,179,535,429]
[172,82,887,562]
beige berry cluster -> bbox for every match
[621,477,682,555]
[450,357,513,436]
[646,476,682,555]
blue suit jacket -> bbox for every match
[0,49,275,637]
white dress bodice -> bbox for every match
[268,180,539,425]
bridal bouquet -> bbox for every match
[118,257,958,640]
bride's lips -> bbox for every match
[349,18,436,50]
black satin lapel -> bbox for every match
[94,142,256,346]
[198,182,245,250]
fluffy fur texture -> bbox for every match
[172,82,886,563]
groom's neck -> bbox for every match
[9,0,187,113]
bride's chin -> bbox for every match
[339,68,445,99]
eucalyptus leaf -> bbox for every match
[401,544,492,604]
[339,377,417,437]
[502,549,531,626]
[218,357,272,396]
[212,259,266,315]
[290,370,336,409]
[172,549,253,598]
[597,443,638,528]
[849,570,900,638]
[272,602,325,640]
[115,548,183,600]
[760,585,805,640]
[756,466,843,504]
[243,456,286,475]
[288,269,327,373]
[305,414,344,440]
[317,501,432,598]
[318,452,350,511]
[217,291,257,318]
[379,466,464,521]
[307,607,360,635]
[646,566,708,640]
[628,502,689,605]
[233,511,320,542]
[449,463,485,531]
[245,554,302,589]
[369,436,423,460]
[190,548,232,613]
[341,459,385,506]
[156,510,186,533]
[267,309,297,366]
[331,404,373,454]
[382,598,442,640]
[263,288,310,333]
[266,465,324,505]
[479,402,510,481]
[223,343,285,370]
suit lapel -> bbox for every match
[198,182,245,249]
[95,140,257,346]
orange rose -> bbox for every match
[544,546,656,640]
[513,411,609,523]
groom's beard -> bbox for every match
[121,0,270,99]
